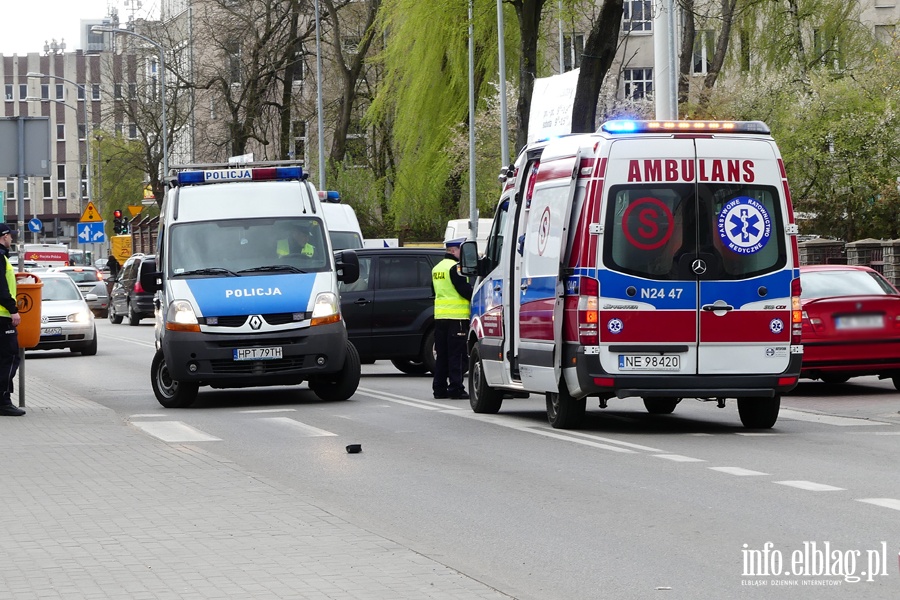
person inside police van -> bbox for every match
[276,226,315,258]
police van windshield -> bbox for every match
[604,183,786,281]
[169,218,328,276]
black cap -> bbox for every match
[0,223,11,237]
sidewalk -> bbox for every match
[0,375,512,600]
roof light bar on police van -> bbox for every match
[599,120,771,135]
[318,190,341,203]
[175,165,306,186]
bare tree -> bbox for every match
[571,0,624,133]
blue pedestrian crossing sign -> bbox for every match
[77,221,106,244]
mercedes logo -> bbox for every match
[691,259,707,275]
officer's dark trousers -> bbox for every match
[0,317,20,404]
[433,319,467,397]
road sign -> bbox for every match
[77,222,106,244]
[79,201,103,223]
[28,218,42,233]
[128,205,143,217]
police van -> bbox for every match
[459,120,802,429]
[141,162,361,408]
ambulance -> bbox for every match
[459,120,802,429]
[140,162,361,408]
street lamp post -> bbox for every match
[91,25,169,179]
[26,72,92,222]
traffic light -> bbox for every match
[112,210,128,235]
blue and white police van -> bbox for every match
[460,120,803,429]
[142,162,361,408]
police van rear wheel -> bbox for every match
[643,397,680,414]
[151,349,198,408]
[546,385,586,429]
[737,395,780,429]
[468,347,502,414]
[310,342,361,401]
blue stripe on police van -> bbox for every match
[186,273,314,316]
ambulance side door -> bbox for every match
[515,156,577,391]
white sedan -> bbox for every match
[28,272,97,356]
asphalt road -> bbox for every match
[21,319,900,599]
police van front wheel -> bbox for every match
[151,350,199,408]
[546,385,586,429]
[309,342,361,401]
[737,395,780,429]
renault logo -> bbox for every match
[691,259,707,275]
[249,315,262,330]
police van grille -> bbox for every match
[202,312,310,327]
[210,357,305,374]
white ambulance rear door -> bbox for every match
[694,137,792,375]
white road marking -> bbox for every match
[778,409,890,427]
[356,387,459,410]
[654,454,705,463]
[709,467,768,476]
[239,408,297,413]
[735,432,778,436]
[848,431,900,435]
[857,498,900,511]
[130,414,168,418]
[101,334,156,348]
[131,421,221,442]
[258,417,337,436]
[560,430,664,452]
[456,412,636,453]
[774,480,845,492]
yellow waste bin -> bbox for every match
[15,272,42,349]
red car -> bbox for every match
[799,264,900,387]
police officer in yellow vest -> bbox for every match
[0,223,25,416]
[276,226,315,258]
[431,237,473,400]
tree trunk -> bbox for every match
[571,0,624,134]
[513,0,547,152]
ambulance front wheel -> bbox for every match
[643,397,681,414]
[468,346,503,414]
[737,395,780,429]
[151,349,199,408]
[546,385,586,429]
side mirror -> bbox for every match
[459,240,479,277]
[335,250,360,284]
[83,293,99,302]
[140,270,163,293]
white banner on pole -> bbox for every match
[527,68,580,145]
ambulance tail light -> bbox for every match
[577,276,600,346]
[791,278,803,343]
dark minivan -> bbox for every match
[339,247,445,374]
[109,253,157,326]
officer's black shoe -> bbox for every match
[0,404,26,416]
[449,391,469,400]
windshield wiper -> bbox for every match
[238,265,308,274]
[176,267,240,277]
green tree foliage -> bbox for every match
[92,133,150,234]
[369,0,502,235]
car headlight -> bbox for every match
[68,309,92,324]
[311,291,341,326]
[165,299,201,332]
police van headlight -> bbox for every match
[311,292,341,326]
[165,299,201,332]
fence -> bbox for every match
[798,238,900,286]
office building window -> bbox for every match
[81,165,88,199]
[128,123,138,139]
[129,83,137,99]
[57,164,66,197]
[114,83,123,99]
[57,124,65,140]
[623,0,652,32]
[292,120,307,160]
[563,34,584,72]
[4,84,12,101]
[41,84,50,100]
[6,179,14,200]
[92,84,101,100]
[693,30,714,75]
[624,67,653,99]
[19,84,27,100]
[78,84,85,100]
[78,124,86,140]
[55,84,64,100]
[43,177,52,199]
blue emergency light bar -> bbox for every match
[600,120,771,135]
[176,166,305,186]
[318,190,341,203]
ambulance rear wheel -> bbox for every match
[546,385,586,429]
[151,349,198,408]
[468,347,503,414]
[643,397,680,414]
[737,395,780,429]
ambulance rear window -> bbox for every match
[603,183,786,281]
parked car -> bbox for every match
[48,266,109,317]
[339,247,445,374]
[28,272,97,355]
[109,254,157,326]
[799,264,900,387]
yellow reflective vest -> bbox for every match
[432,258,469,320]
[0,256,15,318]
